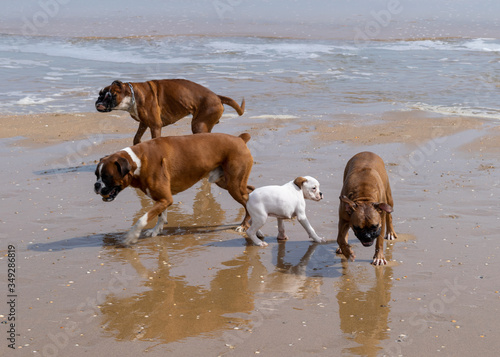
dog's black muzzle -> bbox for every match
[95,91,115,112]
[352,225,382,247]
[94,182,122,202]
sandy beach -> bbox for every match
[2,1,500,355]
[1,109,499,356]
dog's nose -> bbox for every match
[320,191,323,199]
[94,182,102,193]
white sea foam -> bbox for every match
[410,103,500,120]
[17,96,55,106]
[250,114,300,120]
[462,38,500,52]
[374,38,500,53]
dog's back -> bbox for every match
[343,151,388,195]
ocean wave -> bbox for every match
[372,38,500,53]
[17,96,55,106]
[250,114,300,120]
[411,103,500,120]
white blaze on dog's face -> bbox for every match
[294,176,323,201]
[94,153,133,202]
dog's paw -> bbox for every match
[123,232,140,246]
[235,225,246,233]
[143,228,161,238]
[372,253,388,265]
[385,232,397,240]
[277,233,289,241]
[312,237,326,243]
[337,245,355,261]
[372,258,388,266]
[256,241,269,247]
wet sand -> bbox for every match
[1,110,499,356]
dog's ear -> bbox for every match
[340,195,357,214]
[115,157,132,177]
[293,177,307,188]
[373,202,393,213]
[111,80,123,87]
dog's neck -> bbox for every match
[127,82,136,106]
[126,82,138,117]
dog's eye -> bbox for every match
[312,186,316,191]
[101,173,111,181]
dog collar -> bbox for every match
[127,82,136,107]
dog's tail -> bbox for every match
[219,95,245,116]
[238,133,251,143]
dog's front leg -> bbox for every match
[336,219,355,261]
[276,218,289,241]
[297,215,325,243]
[133,122,148,145]
[123,200,170,246]
[384,212,398,241]
[144,210,167,237]
[123,213,149,246]
[372,225,388,265]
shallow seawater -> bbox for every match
[1,34,500,121]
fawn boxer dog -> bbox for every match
[336,152,397,265]
[245,176,325,246]
[95,79,245,144]
[94,133,253,246]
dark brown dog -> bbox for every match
[95,79,245,144]
[336,151,397,265]
[94,133,253,245]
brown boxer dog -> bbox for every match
[336,151,397,265]
[94,133,253,246]
[95,79,245,144]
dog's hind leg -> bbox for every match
[222,160,252,232]
[245,209,268,246]
[191,104,224,133]
[276,218,289,241]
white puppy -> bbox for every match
[246,176,325,246]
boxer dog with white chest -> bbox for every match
[94,133,254,246]
[95,79,245,145]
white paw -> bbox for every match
[372,258,388,266]
[312,237,326,243]
[385,233,397,240]
[256,241,268,247]
[143,228,160,237]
